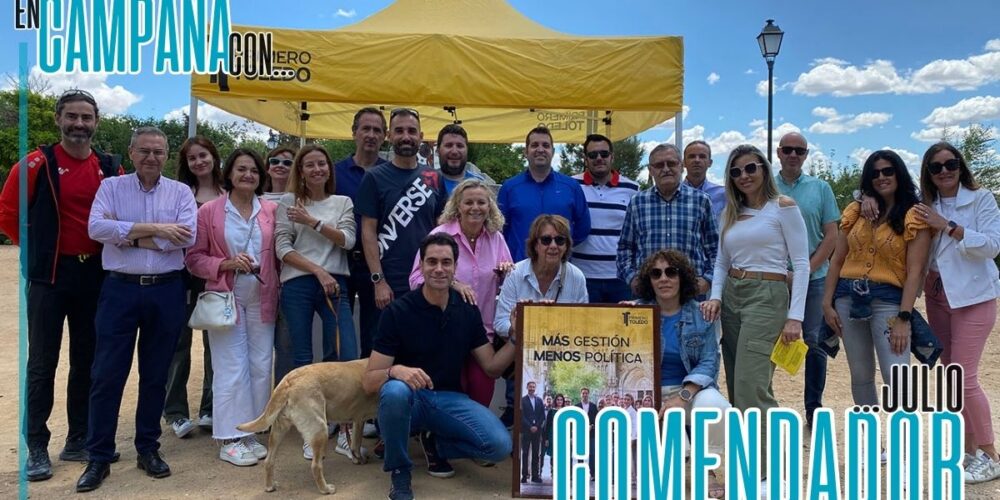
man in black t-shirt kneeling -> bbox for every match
[363,233,516,500]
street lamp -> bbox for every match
[757,19,784,163]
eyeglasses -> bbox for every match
[780,146,808,156]
[268,158,293,167]
[586,150,611,160]
[649,266,679,280]
[390,107,419,119]
[649,160,681,170]
[538,235,568,247]
[134,148,167,158]
[873,166,896,178]
[729,162,761,178]
[928,158,961,175]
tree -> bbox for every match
[956,124,1000,203]
[557,136,646,183]
[0,89,59,177]
[316,139,357,162]
[547,362,605,403]
[469,143,524,183]
[811,154,862,211]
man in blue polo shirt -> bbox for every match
[335,107,388,359]
[498,126,590,262]
[682,140,726,223]
[774,131,840,428]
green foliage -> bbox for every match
[316,139,358,162]
[811,155,862,211]
[956,124,1000,204]
[0,89,59,177]
[557,136,646,183]
[547,362,605,403]
[469,143,524,183]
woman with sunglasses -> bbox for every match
[914,142,1000,483]
[701,144,809,491]
[274,144,359,461]
[636,249,729,498]
[262,146,296,200]
[408,179,514,407]
[186,149,279,466]
[822,150,931,417]
[164,136,225,438]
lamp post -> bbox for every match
[757,19,784,163]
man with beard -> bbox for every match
[682,140,726,222]
[571,134,639,303]
[435,124,485,196]
[335,108,388,359]
[0,89,122,481]
[774,132,839,428]
[356,108,447,311]
[617,143,718,297]
[498,126,591,262]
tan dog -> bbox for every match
[237,358,377,494]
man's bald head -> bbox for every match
[777,132,809,180]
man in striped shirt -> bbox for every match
[571,134,639,303]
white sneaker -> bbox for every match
[303,442,314,461]
[198,415,213,429]
[220,440,258,466]
[171,418,195,438]
[242,436,267,460]
[966,455,1000,484]
[335,431,369,460]
[881,450,888,464]
[964,450,986,470]
[363,421,378,438]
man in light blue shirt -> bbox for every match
[682,141,726,223]
[774,132,840,428]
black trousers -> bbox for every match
[521,430,542,480]
[162,274,213,423]
[25,255,104,448]
[346,252,380,358]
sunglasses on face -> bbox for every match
[873,166,896,178]
[649,266,679,280]
[780,146,808,156]
[390,107,419,119]
[649,160,681,170]
[928,158,960,175]
[729,162,761,178]
[586,150,611,160]
[538,235,568,247]
[268,158,293,167]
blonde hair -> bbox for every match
[438,179,505,233]
[720,144,779,235]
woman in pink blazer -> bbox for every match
[186,148,279,467]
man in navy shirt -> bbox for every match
[363,233,516,500]
[436,124,485,196]
[497,126,591,262]
[335,107,388,358]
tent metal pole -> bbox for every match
[187,95,198,138]
[674,110,682,149]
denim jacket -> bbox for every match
[645,300,721,390]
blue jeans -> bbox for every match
[585,278,631,304]
[280,274,357,368]
[378,380,512,472]
[802,278,828,422]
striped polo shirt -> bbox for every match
[571,170,639,279]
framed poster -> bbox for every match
[512,303,661,498]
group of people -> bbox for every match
[5,89,999,500]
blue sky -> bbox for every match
[3,0,999,182]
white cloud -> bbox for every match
[745,69,756,75]
[164,103,269,141]
[851,146,921,174]
[911,124,1000,143]
[665,125,706,146]
[7,67,142,115]
[807,106,892,134]
[748,118,765,127]
[791,48,1000,97]
[651,105,691,130]
[335,8,357,18]
[921,95,1000,127]
[707,72,720,85]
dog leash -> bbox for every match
[324,294,341,358]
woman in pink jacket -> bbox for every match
[186,149,279,467]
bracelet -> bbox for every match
[387,366,393,380]
[313,220,323,231]
[131,238,139,248]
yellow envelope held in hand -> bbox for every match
[771,337,809,375]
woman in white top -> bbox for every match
[702,144,808,486]
[915,141,1000,483]
[262,146,295,200]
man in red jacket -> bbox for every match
[0,89,121,481]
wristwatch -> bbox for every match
[896,310,912,322]
[947,220,958,236]
[370,272,383,284]
[678,388,694,402]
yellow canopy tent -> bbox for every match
[189,0,684,143]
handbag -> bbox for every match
[187,212,258,331]
[188,290,236,330]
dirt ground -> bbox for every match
[0,244,998,499]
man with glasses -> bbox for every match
[774,132,840,428]
[0,89,122,481]
[682,140,726,222]
[617,143,718,298]
[76,127,198,492]
[571,134,638,303]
